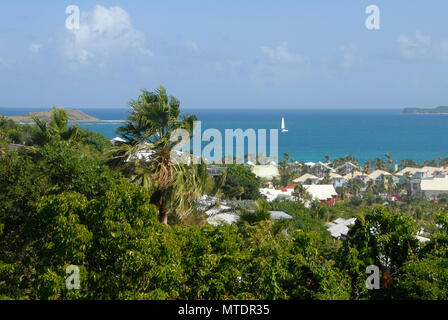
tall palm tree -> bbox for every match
[384,152,393,171]
[109,86,203,224]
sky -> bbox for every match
[1,0,448,109]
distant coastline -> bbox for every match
[5,109,99,123]
[403,106,448,114]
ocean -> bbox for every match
[2,107,448,164]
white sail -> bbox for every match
[281,117,288,132]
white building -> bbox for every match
[420,177,448,200]
[303,185,338,206]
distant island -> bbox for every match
[403,106,448,114]
[6,109,99,123]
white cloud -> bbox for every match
[185,40,199,52]
[61,5,152,65]
[397,32,432,60]
[260,41,307,65]
[340,43,362,68]
[29,43,42,54]
[396,31,448,61]
[251,41,308,83]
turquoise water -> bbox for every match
[2,107,448,164]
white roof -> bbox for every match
[421,177,448,191]
[326,218,357,239]
[329,172,343,179]
[207,213,240,226]
[368,170,392,180]
[205,207,221,216]
[111,136,126,143]
[421,166,444,173]
[269,211,293,220]
[397,166,447,176]
[416,235,430,243]
[303,185,337,201]
[396,167,422,176]
[251,165,280,180]
[259,188,295,202]
[293,173,320,183]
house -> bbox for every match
[420,177,448,200]
[329,172,347,188]
[395,167,421,177]
[336,162,359,175]
[293,173,321,185]
[311,161,334,178]
[368,170,399,184]
[343,171,371,184]
[303,185,338,206]
[396,167,433,183]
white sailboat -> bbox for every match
[281,117,288,133]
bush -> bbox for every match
[222,165,261,200]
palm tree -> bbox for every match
[372,157,386,171]
[293,184,313,201]
[109,86,203,224]
[384,153,394,172]
[346,178,365,197]
[32,106,81,145]
[363,159,372,174]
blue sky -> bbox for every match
[1,0,448,109]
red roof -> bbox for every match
[280,184,299,192]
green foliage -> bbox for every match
[395,255,448,299]
[239,199,271,225]
[0,118,37,145]
[337,207,420,299]
[3,104,448,300]
[222,165,261,200]
[278,153,296,187]
[80,129,112,153]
